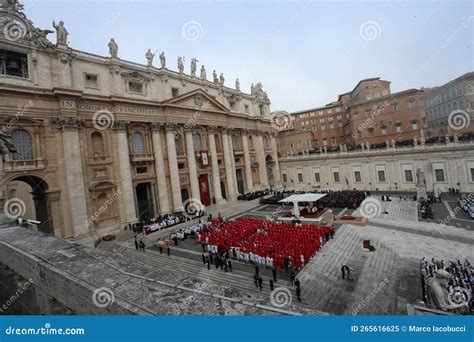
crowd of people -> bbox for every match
[196,218,334,271]
[238,190,269,201]
[314,190,367,209]
[420,257,473,313]
[420,199,434,219]
[129,212,205,235]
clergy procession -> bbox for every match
[196,218,334,271]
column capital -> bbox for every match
[164,122,179,133]
[111,120,130,132]
[206,125,221,134]
[150,122,165,132]
[52,117,84,131]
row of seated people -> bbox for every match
[259,190,301,205]
[237,190,269,201]
[131,211,204,234]
[313,190,367,209]
[420,257,473,313]
[196,217,333,270]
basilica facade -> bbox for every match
[0,1,280,239]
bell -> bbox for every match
[6,59,20,71]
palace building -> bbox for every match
[0,1,280,239]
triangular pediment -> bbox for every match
[164,89,229,113]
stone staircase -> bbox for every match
[297,225,369,314]
[344,238,400,315]
[117,245,288,301]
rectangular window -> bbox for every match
[282,174,287,183]
[298,173,304,183]
[404,170,413,182]
[435,169,445,182]
[136,166,148,174]
[378,170,386,182]
[129,81,144,94]
[412,122,418,130]
[333,172,340,183]
[84,74,99,88]
[314,172,320,183]
[0,49,28,78]
[245,104,249,113]
[171,87,179,97]
[354,171,361,182]
[471,168,474,181]
[396,126,402,133]
[408,100,416,109]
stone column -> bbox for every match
[165,124,183,211]
[113,122,137,224]
[221,130,237,200]
[255,134,269,189]
[185,130,200,201]
[151,124,170,214]
[56,118,89,237]
[228,132,239,194]
[241,132,254,192]
[208,129,225,204]
[270,133,281,186]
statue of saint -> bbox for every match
[190,58,198,77]
[159,52,166,68]
[235,78,240,91]
[108,38,118,58]
[177,56,184,73]
[200,65,207,81]
[219,73,225,86]
[52,20,68,45]
[250,83,255,95]
[416,168,425,187]
[213,70,218,84]
[145,49,155,67]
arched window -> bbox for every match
[12,129,33,160]
[91,132,105,157]
[193,133,202,151]
[131,132,145,154]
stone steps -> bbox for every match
[118,246,290,299]
[296,225,367,313]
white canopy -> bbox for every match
[279,193,327,218]
[279,193,326,203]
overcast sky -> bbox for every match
[23,0,473,112]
